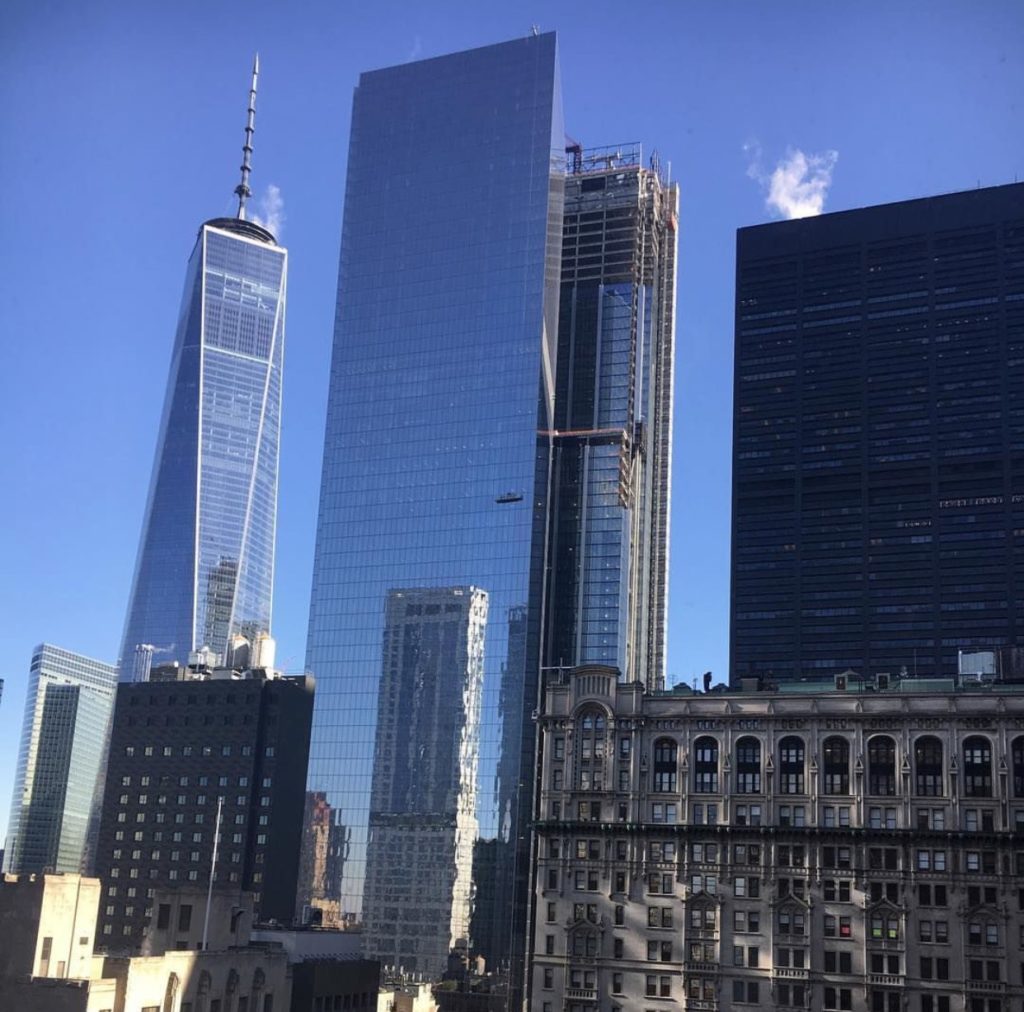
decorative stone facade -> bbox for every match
[531,664,1024,1012]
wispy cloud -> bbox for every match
[408,36,422,61]
[251,184,285,237]
[745,142,839,219]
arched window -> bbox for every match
[963,736,992,798]
[1012,737,1024,798]
[195,971,212,1012]
[577,709,607,791]
[162,973,179,1012]
[735,737,761,794]
[251,969,265,1012]
[867,736,897,796]
[653,738,678,793]
[914,736,943,796]
[693,737,719,793]
[822,737,850,795]
[778,736,805,794]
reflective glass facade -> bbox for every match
[303,34,564,974]
[731,183,1024,683]
[547,150,678,685]
[119,218,287,674]
[3,644,117,874]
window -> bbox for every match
[777,908,805,936]
[917,849,947,871]
[968,921,999,946]
[964,808,995,832]
[869,847,899,871]
[823,846,852,870]
[824,951,852,973]
[823,737,850,794]
[693,736,719,792]
[824,914,853,938]
[824,987,853,1011]
[868,806,898,829]
[732,945,759,967]
[735,737,762,793]
[1012,736,1024,797]
[920,998,951,1012]
[732,981,759,1004]
[576,709,607,791]
[917,807,946,830]
[870,913,898,940]
[734,804,761,826]
[178,905,192,932]
[823,879,851,902]
[963,736,993,797]
[542,968,553,989]
[778,805,805,827]
[734,876,759,898]
[919,956,950,980]
[918,883,948,906]
[647,940,672,962]
[652,738,678,792]
[868,736,897,795]
[651,802,677,823]
[692,802,718,824]
[734,909,760,932]
[779,736,805,794]
[777,983,806,1008]
[689,906,716,931]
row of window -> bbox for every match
[123,743,275,758]
[563,717,1011,798]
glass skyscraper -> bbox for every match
[305,35,680,986]
[3,644,117,874]
[731,183,1024,683]
[304,34,565,975]
[118,214,287,674]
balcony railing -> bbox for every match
[564,987,599,1002]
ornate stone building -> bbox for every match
[530,664,1024,1012]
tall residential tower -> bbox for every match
[119,58,287,676]
[546,144,678,687]
[3,644,117,874]
[731,183,1024,684]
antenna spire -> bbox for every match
[234,54,259,220]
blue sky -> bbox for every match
[1,0,1021,843]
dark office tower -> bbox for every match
[304,34,564,978]
[363,587,486,972]
[93,657,314,950]
[119,59,287,676]
[546,145,679,686]
[731,183,1024,684]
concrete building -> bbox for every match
[0,873,102,982]
[531,663,1024,1012]
[93,653,314,949]
[0,873,290,1011]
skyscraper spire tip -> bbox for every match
[234,55,259,221]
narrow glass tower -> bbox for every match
[3,644,117,874]
[303,34,564,976]
[119,58,287,675]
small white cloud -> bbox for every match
[745,144,838,220]
[251,184,285,237]
[409,36,423,61]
